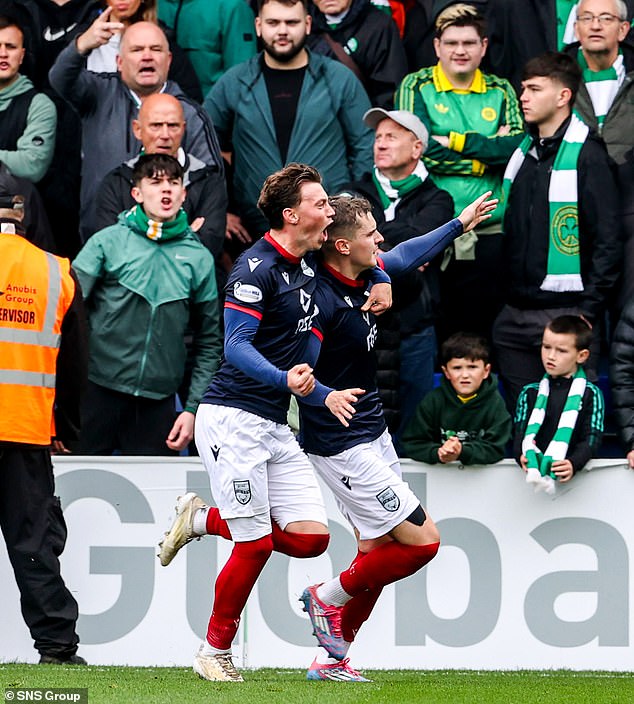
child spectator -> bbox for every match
[400,332,511,464]
[514,315,604,494]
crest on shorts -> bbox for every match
[233,480,252,505]
[376,487,400,512]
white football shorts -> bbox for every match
[195,404,327,542]
[308,429,421,540]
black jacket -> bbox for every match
[307,0,407,108]
[341,170,454,332]
[94,152,227,260]
[610,295,634,451]
[501,117,622,319]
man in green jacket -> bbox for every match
[72,153,222,455]
[204,0,373,240]
[395,3,523,343]
[0,14,56,184]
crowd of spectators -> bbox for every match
[1,0,634,463]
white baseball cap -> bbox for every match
[363,108,429,147]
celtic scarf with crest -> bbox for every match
[502,114,588,292]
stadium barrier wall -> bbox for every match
[1,457,632,670]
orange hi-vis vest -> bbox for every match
[0,232,75,445]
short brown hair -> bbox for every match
[546,315,593,352]
[522,52,582,103]
[257,0,307,13]
[257,163,322,230]
[326,194,373,240]
[132,153,183,185]
[441,332,490,365]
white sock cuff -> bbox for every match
[192,507,210,536]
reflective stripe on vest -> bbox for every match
[0,369,56,387]
[0,252,62,348]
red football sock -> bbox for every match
[270,523,329,558]
[205,507,232,540]
[341,587,383,643]
[206,535,273,650]
[340,550,381,642]
[339,541,440,597]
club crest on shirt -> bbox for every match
[300,259,315,277]
[376,487,400,512]
[233,480,252,505]
[233,282,263,303]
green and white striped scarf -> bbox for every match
[522,367,586,494]
[578,48,625,132]
[502,113,589,292]
[372,160,429,222]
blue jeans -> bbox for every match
[394,325,437,452]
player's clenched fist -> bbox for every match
[287,363,315,396]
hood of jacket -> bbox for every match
[0,74,35,110]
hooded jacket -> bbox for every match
[0,74,56,182]
[72,211,221,411]
[400,374,511,465]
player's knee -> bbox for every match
[235,534,274,562]
[283,532,330,558]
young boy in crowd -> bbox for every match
[514,315,604,494]
[400,332,511,465]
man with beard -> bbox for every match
[204,0,373,241]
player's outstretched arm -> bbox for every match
[457,191,498,233]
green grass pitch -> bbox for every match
[2,665,634,704]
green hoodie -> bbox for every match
[0,74,56,182]
[401,374,511,465]
[72,211,221,411]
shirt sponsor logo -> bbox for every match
[233,282,263,303]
